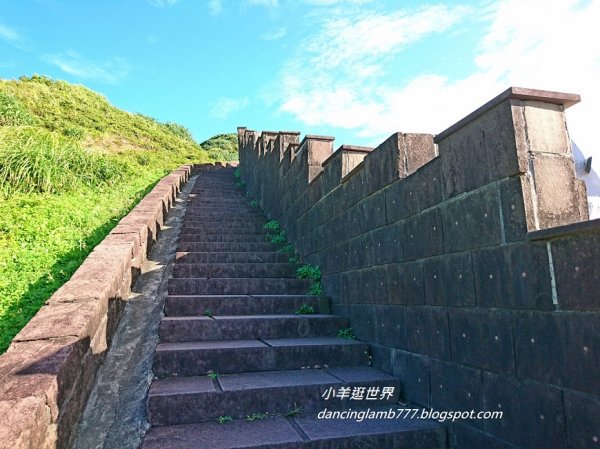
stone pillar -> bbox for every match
[435,87,587,230]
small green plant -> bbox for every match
[234,167,241,179]
[308,282,325,296]
[285,405,304,417]
[278,243,295,254]
[337,328,355,340]
[234,180,245,188]
[204,308,213,318]
[249,200,258,207]
[217,415,233,424]
[263,220,281,233]
[288,255,299,264]
[295,303,316,315]
[207,370,220,379]
[296,264,321,281]
[267,231,286,245]
[246,412,269,421]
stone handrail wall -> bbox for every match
[238,88,599,449]
[0,162,230,449]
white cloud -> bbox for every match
[278,3,469,141]
[210,96,250,118]
[209,0,224,15]
[42,51,132,84]
[248,0,278,7]
[147,0,178,6]
[0,23,27,50]
[276,0,600,154]
[260,27,286,41]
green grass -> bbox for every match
[0,75,238,353]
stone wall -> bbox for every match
[0,162,232,449]
[238,88,600,449]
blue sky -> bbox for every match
[1,0,599,155]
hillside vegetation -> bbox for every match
[0,75,238,352]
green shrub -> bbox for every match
[296,264,321,281]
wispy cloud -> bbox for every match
[210,96,250,118]
[260,27,286,41]
[147,0,178,6]
[0,23,27,49]
[275,0,600,154]
[42,51,132,84]
[248,0,278,7]
[278,3,469,137]
[209,0,224,15]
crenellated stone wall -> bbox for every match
[238,87,599,449]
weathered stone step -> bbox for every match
[167,277,314,295]
[159,314,347,342]
[153,337,370,378]
[148,367,402,426]
[180,221,266,230]
[178,233,267,243]
[184,212,265,220]
[172,263,298,278]
[182,217,267,226]
[142,404,445,449]
[177,241,278,253]
[179,227,265,236]
[165,295,330,316]
[175,251,290,264]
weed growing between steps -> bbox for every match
[0,75,237,353]
[337,328,356,340]
[295,303,316,315]
[261,219,326,296]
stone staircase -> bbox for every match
[142,168,445,448]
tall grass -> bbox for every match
[0,127,127,196]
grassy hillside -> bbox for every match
[0,75,238,352]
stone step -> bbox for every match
[167,277,314,295]
[153,337,371,378]
[172,263,298,278]
[164,295,330,316]
[142,404,445,449]
[178,233,268,243]
[179,227,265,236]
[177,241,278,253]
[184,212,266,220]
[182,217,267,227]
[159,314,347,342]
[175,251,290,264]
[148,367,402,425]
[181,219,265,227]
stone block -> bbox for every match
[531,154,587,228]
[404,133,436,175]
[482,372,566,449]
[406,307,451,360]
[449,308,514,374]
[551,230,600,310]
[402,208,444,261]
[523,101,570,155]
[499,176,530,242]
[513,311,600,395]
[564,391,600,449]
[387,261,425,305]
[473,243,553,309]
[430,360,483,418]
[374,305,408,349]
[391,350,430,407]
[423,253,476,307]
[357,190,386,234]
[371,224,403,265]
[453,424,520,449]
[0,397,49,449]
[438,99,523,199]
[441,185,502,252]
